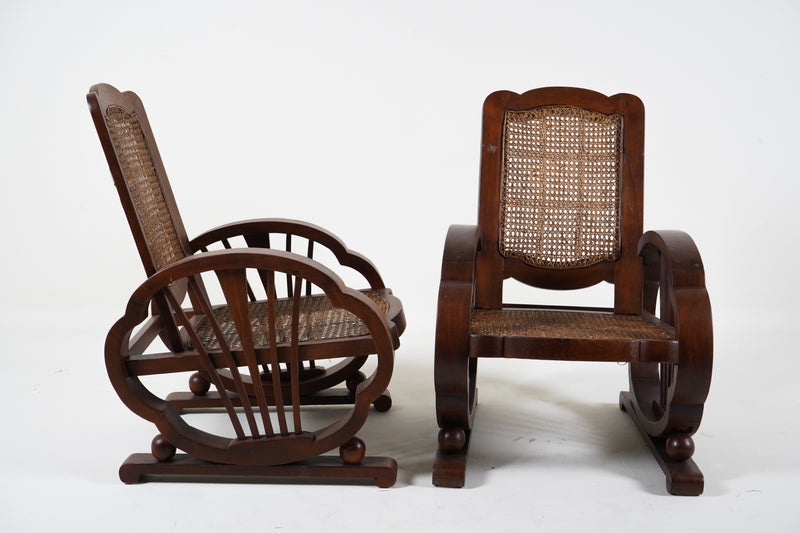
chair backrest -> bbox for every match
[474,87,644,314]
[88,83,191,350]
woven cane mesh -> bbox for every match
[499,106,623,269]
[470,309,675,341]
[195,290,390,350]
[105,105,185,270]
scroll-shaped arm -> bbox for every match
[434,225,482,430]
[638,230,713,429]
[189,218,386,289]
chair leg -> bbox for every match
[619,391,704,496]
[432,344,477,488]
[433,427,472,488]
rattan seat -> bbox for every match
[196,289,394,350]
[469,308,678,363]
[470,308,674,340]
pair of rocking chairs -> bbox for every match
[89,84,712,494]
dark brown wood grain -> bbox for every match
[433,87,712,495]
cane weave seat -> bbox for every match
[470,309,675,341]
[196,290,391,350]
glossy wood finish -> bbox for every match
[433,87,712,494]
[89,83,404,486]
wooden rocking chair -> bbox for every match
[433,87,712,495]
[88,83,406,487]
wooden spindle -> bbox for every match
[163,281,247,440]
[265,271,289,435]
[183,275,264,437]
[285,234,293,297]
[290,274,303,433]
[305,241,314,296]
[217,268,275,437]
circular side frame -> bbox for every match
[627,230,713,439]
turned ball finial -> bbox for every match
[189,372,211,396]
[665,433,695,461]
[373,393,392,413]
[151,434,176,462]
[438,427,466,453]
[340,437,366,465]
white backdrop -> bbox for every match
[1,1,797,531]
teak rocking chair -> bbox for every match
[433,87,712,495]
[88,83,406,487]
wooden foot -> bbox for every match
[150,434,176,462]
[432,428,471,488]
[373,390,392,412]
[188,372,211,396]
[339,437,367,465]
[619,391,704,496]
[119,453,398,488]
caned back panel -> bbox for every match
[105,105,186,271]
[88,84,192,351]
[499,106,623,269]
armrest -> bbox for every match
[189,218,386,289]
[638,230,712,405]
[638,230,709,321]
[638,230,706,289]
[440,225,482,283]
